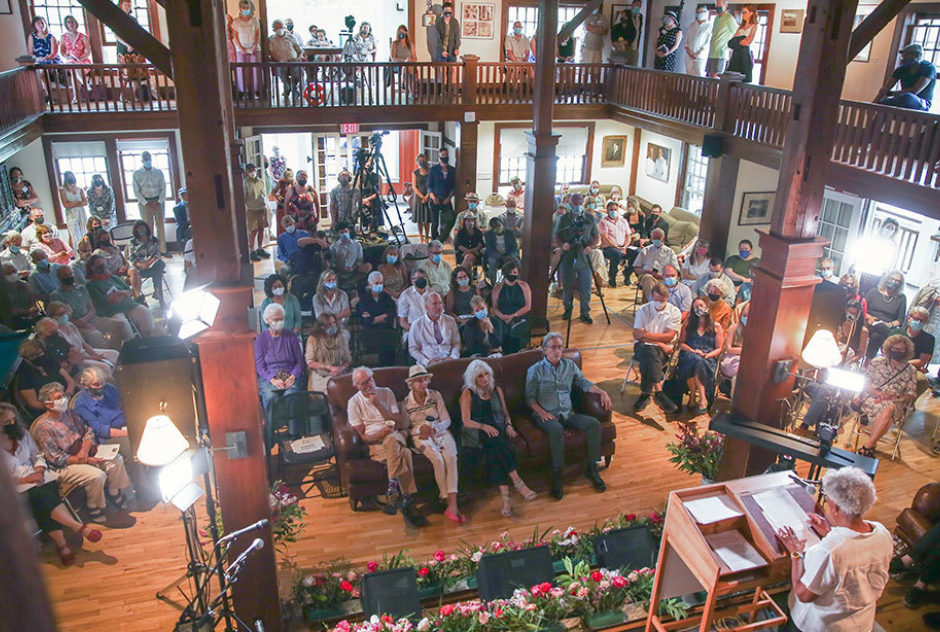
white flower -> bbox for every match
[416,617,430,632]
[302,575,315,586]
[471,551,483,563]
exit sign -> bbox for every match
[340,123,359,135]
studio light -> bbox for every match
[169,284,221,339]
[801,329,842,369]
[825,367,866,393]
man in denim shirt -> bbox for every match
[525,332,612,499]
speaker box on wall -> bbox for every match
[476,546,554,601]
[592,525,656,572]
[115,336,199,459]
[701,134,724,158]
[361,567,422,621]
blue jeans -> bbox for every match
[258,378,302,421]
[877,93,929,111]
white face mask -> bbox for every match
[51,398,68,413]
[268,320,285,331]
[272,287,285,296]
[276,28,286,36]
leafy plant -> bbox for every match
[665,424,724,481]
[268,480,307,555]
[295,559,361,609]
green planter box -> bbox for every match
[585,610,627,630]
[538,622,566,632]
[417,582,443,600]
[466,575,478,589]
[302,605,345,623]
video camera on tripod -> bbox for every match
[352,130,406,242]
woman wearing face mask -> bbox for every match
[704,279,732,329]
[269,168,294,233]
[837,300,869,366]
[9,167,40,211]
[58,171,89,248]
[16,339,73,416]
[654,11,683,72]
[855,334,917,457]
[125,219,166,308]
[261,274,301,335]
[92,229,129,278]
[446,266,478,319]
[864,271,908,362]
[285,169,318,232]
[356,271,397,365]
[34,224,74,265]
[461,295,505,358]
[681,239,712,287]
[389,25,416,93]
[727,5,757,83]
[255,303,304,419]
[377,245,408,299]
[77,216,104,262]
[719,301,748,394]
[352,22,377,62]
[305,313,351,392]
[230,0,261,97]
[313,269,350,324]
[676,297,725,414]
[491,259,532,355]
[85,174,116,228]
[411,154,432,243]
[455,215,484,269]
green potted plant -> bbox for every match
[665,424,724,484]
[295,560,360,623]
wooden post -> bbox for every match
[458,119,479,202]
[697,155,739,259]
[165,0,280,629]
[461,54,479,106]
[520,0,559,320]
[719,0,859,479]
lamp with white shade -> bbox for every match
[801,329,843,369]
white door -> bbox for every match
[817,189,865,276]
[243,134,264,172]
[420,131,442,165]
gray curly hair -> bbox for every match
[822,467,877,517]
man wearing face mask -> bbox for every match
[329,222,372,287]
[455,192,484,233]
[598,200,631,288]
[723,239,759,285]
[73,366,128,446]
[1,232,31,277]
[420,239,452,296]
[903,307,934,399]
[398,268,431,332]
[357,271,397,366]
[504,21,531,63]
[499,198,524,236]
[582,6,608,64]
[0,263,40,330]
[28,249,60,301]
[32,382,134,522]
[633,283,682,413]
[706,0,737,77]
[268,19,304,104]
[634,227,678,302]
[435,1,461,62]
[506,176,526,211]
[693,256,736,305]
[684,7,712,77]
[330,169,357,228]
[276,215,310,274]
[662,264,692,319]
[641,204,670,244]
[131,151,168,256]
[428,149,457,242]
[244,163,269,262]
[20,208,59,250]
[485,217,518,285]
[52,265,131,348]
[876,43,936,112]
[554,194,600,324]
[85,254,163,336]
[611,1,643,66]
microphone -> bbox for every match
[218,519,269,544]
[228,538,264,574]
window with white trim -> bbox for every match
[680,144,707,214]
[117,139,172,219]
[51,141,110,190]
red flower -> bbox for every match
[433,550,446,562]
[625,513,636,521]
[366,561,378,573]
[612,576,627,588]
[381,615,393,624]
[439,604,455,616]
[493,606,503,617]
[649,511,663,523]
[539,582,552,593]
[530,584,542,596]
[591,571,603,582]
[417,567,430,577]
[340,581,353,592]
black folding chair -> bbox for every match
[265,390,340,497]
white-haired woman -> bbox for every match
[855,334,917,457]
[254,302,304,418]
[403,364,463,522]
[776,466,892,632]
[459,359,535,517]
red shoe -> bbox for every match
[56,544,75,566]
[79,524,103,542]
[444,509,465,524]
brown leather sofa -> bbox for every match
[326,349,616,510]
[895,481,940,549]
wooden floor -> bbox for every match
[36,246,940,632]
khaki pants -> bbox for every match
[57,454,132,509]
[89,315,134,348]
[415,432,458,498]
[124,304,166,336]
[367,431,417,496]
[139,202,167,253]
[639,274,659,300]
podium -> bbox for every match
[646,472,819,632]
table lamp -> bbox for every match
[801,329,842,369]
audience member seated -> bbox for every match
[491,259,531,355]
[719,301,748,393]
[403,365,462,521]
[347,366,427,527]
[454,192,484,234]
[839,273,868,317]
[632,282,682,414]
[125,220,166,309]
[640,204,669,245]
[663,264,692,319]
[378,245,409,299]
[693,256,735,305]
[460,359,535,517]
[77,216,104,262]
[73,366,127,447]
[723,239,759,286]
[462,295,505,358]
[16,339,73,417]
[92,229,131,278]
[356,271,397,366]
[526,332,611,499]
[1,232,31,277]
[864,271,908,362]
[676,297,725,414]
[1,403,103,566]
[891,522,940,608]
[254,303,304,418]
[445,266,477,320]
[34,225,73,266]
[330,222,372,288]
[634,227,678,301]
[500,198,524,236]
[85,254,161,336]
[905,306,934,398]
[681,238,711,287]
[27,250,60,301]
[583,196,600,221]
[776,467,892,632]
[52,265,130,350]
[734,266,755,305]
[260,274,301,335]
[454,215,484,270]
[21,208,58,250]
[704,279,732,329]
[44,303,118,376]
[837,299,869,366]
[33,317,82,377]
[484,217,518,285]
[1,263,40,330]
[506,176,526,211]
[420,240,452,296]
[408,292,459,366]
[32,382,133,523]
[855,335,918,457]
[313,269,351,325]
[397,268,430,333]
[305,313,351,392]
[598,200,631,288]
[276,215,310,275]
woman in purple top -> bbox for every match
[254,302,304,418]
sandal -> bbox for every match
[86,506,107,523]
[513,478,537,501]
[56,544,75,566]
[857,446,876,458]
[79,524,102,543]
[444,509,465,524]
[500,490,512,517]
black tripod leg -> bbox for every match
[593,272,611,324]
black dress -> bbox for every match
[412,169,431,224]
[496,282,528,354]
[654,26,680,72]
[463,390,517,486]
[461,318,505,357]
[727,31,754,83]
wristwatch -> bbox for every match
[790,551,804,560]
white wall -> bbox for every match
[0,9,28,72]
[633,130,681,206]
[725,159,779,258]
[9,139,54,222]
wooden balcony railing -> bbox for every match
[0,67,43,137]
[729,83,793,147]
[475,62,609,105]
[608,67,720,128]
[33,63,176,113]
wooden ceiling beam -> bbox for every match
[77,0,173,76]
[558,0,604,41]
[848,0,911,61]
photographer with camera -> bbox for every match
[554,193,600,324]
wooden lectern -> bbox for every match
[646,472,818,632]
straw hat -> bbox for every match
[405,364,433,383]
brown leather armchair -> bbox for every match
[896,481,940,549]
[326,349,616,511]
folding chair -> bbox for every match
[265,390,340,496]
[109,221,136,249]
[621,338,678,394]
[849,399,915,461]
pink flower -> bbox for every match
[530,584,542,596]
[649,511,663,523]
[340,580,354,592]
[590,570,603,582]
[439,605,455,616]
[367,561,378,573]
[433,550,446,562]
[625,513,636,521]
[417,567,430,577]
[612,575,627,588]
[539,582,552,593]
[334,620,351,632]
[478,612,490,625]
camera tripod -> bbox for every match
[353,134,407,245]
[550,247,610,348]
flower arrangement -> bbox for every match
[665,424,724,482]
[269,480,306,555]
[555,558,648,617]
[294,559,361,612]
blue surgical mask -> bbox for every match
[468,202,478,210]
[371,284,383,293]
[652,239,663,248]
[457,277,469,287]
[739,249,750,259]
[386,255,398,264]
[241,9,250,15]
[340,232,351,240]
[142,160,152,169]
[573,205,583,215]
[286,225,296,233]
[910,320,924,332]
[632,6,641,13]
[475,309,488,319]
[716,5,724,13]
[57,315,69,324]
[513,27,522,35]
[9,245,20,254]
[324,281,336,290]
[431,253,442,264]
[608,210,618,219]
[663,277,677,287]
[37,260,50,271]
[326,326,338,335]
[740,315,747,325]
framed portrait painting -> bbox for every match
[601,135,627,167]
[645,143,671,182]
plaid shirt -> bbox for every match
[32,410,95,469]
[125,235,161,264]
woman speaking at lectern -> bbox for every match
[776,467,892,632]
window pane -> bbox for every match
[29,0,85,41]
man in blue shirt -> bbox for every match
[276,215,310,275]
[525,331,612,499]
[876,44,936,111]
[73,366,127,444]
[427,148,456,243]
